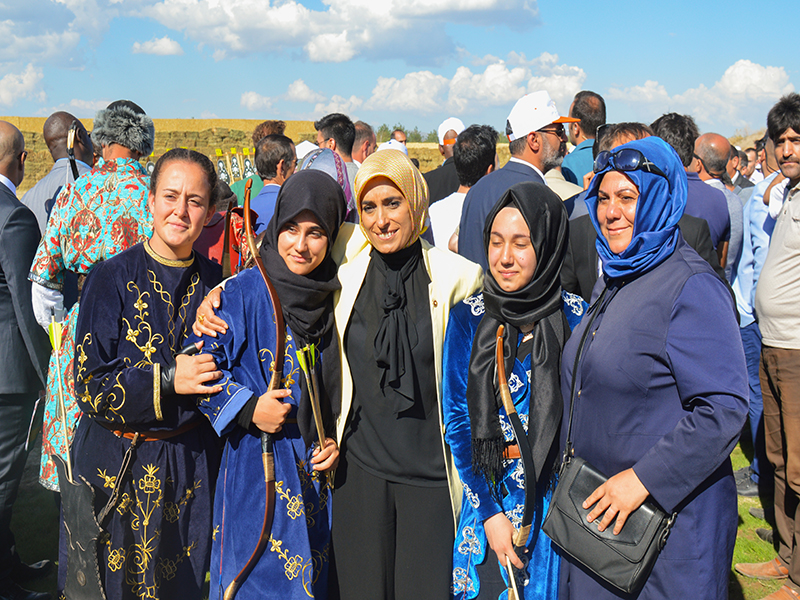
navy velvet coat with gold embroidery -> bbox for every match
[73,242,222,600]
[191,267,332,600]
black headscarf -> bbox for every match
[466,181,569,490]
[260,170,346,446]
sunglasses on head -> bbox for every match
[593,148,668,180]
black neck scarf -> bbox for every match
[466,181,569,491]
[260,170,346,446]
[370,240,425,414]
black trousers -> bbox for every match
[330,458,454,600]
[0,394,36,582]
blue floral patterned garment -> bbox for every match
[191,267,332,600]
[443,290,585,600]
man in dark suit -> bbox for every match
[458,91,578,269]
[0,121,52,600]
[562,213,724,302]
[423,117,465,205]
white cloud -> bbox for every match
[715,59,793,101]
[525,53,585,108]
[68,99,110,112]
[608,80,670,105]
[366,72,450,112]
[356,53,584,116]
[0,64,45,107]
[200,110,218,119]
[305,31,356,63]
[286,79,326,104]
[314,95,364,116]
[143,0,540,64]
[448,63,528,112]
[132,36,183,56]
[609,60,794,129]
[240,91,272,111]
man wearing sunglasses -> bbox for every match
[457,90,578,270]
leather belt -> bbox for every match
[503,443,521,460]
[99,420,200,442]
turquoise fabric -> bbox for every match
[444,290,585,599]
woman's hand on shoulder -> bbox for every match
[192,286,228,338]
[311,437,339,472]
[252,389,292,433]
[174,343,223,395]
[484,512,525,569]
[583,468,650,535]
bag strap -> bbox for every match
[563,287,610,465]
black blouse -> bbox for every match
[343,243,446,485]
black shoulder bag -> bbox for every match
[541,288,677,594]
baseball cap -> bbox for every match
[505,91,579,142]
[437,117,465,145]
[377,139,409,155]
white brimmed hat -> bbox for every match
[437,117,465,145]
[505,91,578,142]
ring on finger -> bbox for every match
[199,314,206,323]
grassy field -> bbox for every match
[8,438,784,599]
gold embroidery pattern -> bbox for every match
[146,270,175,348]
[176,273,200,346]
[267,535,328,597]
[163,481,201,524]
[122,282,163,368]
[275,481,305,520]
[146,268,198,349]
[258,330,299,389]
[76,333,128,419]
[296,459,329,529]
[105,463,203,598]
[97,469,117,489]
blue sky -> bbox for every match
[1,0,796,137]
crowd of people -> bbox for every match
[0,85,798,600]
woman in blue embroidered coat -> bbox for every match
[192,170,344,600]
[72,149,225,599]
[558,137,748,599]
[444,182,584,599]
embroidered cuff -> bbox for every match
[153,362,163,421]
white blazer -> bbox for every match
[332,224,484,523]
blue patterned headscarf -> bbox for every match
[585,136,687,280]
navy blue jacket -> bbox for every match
[559,238,748,599]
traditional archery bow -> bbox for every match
[223,179,286,600]
[496,324,535,600]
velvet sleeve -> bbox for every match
[192,273,262,436]
[443,301,503,522]
[74,260,164,426]
[632,272,748,512]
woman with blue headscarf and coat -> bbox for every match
[557,136,748,599]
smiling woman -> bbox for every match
[558,137,749,599]
[330,149,483,600]
[70,149,225,600]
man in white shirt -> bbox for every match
[429,125,497,250]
